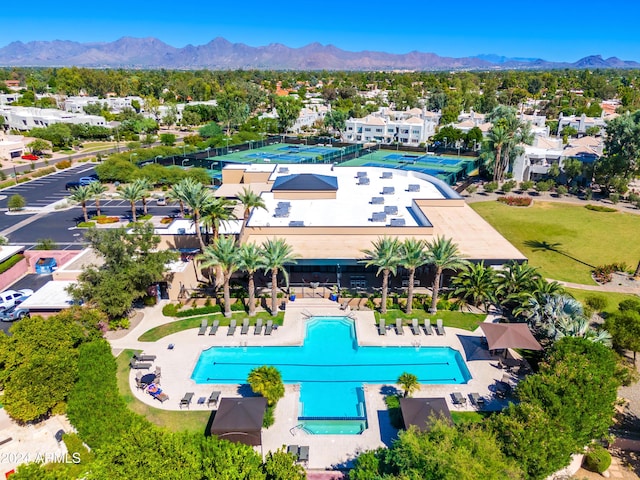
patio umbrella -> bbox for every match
[480,323,542,352]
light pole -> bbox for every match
[444,137,447,150]
[225,136,230,154]
[182,144,186,156]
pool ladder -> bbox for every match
[289,423,304,436]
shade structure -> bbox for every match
[210,397,267,446]
[400,397,452,431]
[480,323,543,351]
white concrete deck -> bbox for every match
[110,299,516,471]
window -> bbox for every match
[364,127,371,132]
[375,128,382,133]
[412,129,420,135]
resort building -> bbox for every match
[63,95,143,114]
[0,134,25,160]
[556,112,609,137]
[0,106,107,131]
[207,163,525,289]
[343,107,441,145]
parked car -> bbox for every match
[65,177,98,190]
[0,289,34,311]
[21,154,39,161]
[156,196,166,206]
[0,305,29,322]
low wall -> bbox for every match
[0,257,28,290]
[23,251,78,274]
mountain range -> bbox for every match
[0,37,638,71]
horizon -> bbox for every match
[2,0,640,63]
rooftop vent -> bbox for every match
[389,218,406,227]
[356,171,368,178]
[382,186,395,195]
[371,212,387,222]
[371,197,384,205]
[384,205,398,215]
[407,184,420,192]
[288,220,304,227]
[381,171,393,179]
[357,177,370,185]
[278,167,289,174]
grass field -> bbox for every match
[116,350,210,432]
[565,288,639,315]
[377,309,486,331]
[471,201,640,284]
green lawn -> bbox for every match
[565,288,639,316]
[116,350,210,432]
[377,309,486,331]
[138,312,285,341]
[471,201,640,284]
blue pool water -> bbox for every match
[191,317,471,434]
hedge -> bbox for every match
[175,304,222,317]
[585,204,616,213]
[0,254,24,274]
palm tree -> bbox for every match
[117,182,145,222]
[425,236,468,314]
[88,182,108,217]
[400,238,429,314]
[487,125,508,181]
[361,237,402,315]
[236,186,266,241]
[134,177,154,216]
[451,262,496,312]
[197,236,240,317]
[494,261,541,313]
[174,179,215,251]
[69,185,93,223]
[397,372,419,398]
[237,243,265,316]
[262,238,298,316]
[167,179,190,217]
[247,366,285,406]
[201,197,237,241]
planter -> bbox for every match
[289,294,296,302]
[329,293,338,302]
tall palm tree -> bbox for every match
[134,177,154,216]
[174,179,215,251]
[494,261,541,313]
[451,262,496,312]
[69,185,93,223]
[487,125,508,182]
[88,182,108,217]
[400,238,429,314]
[197,236,240,317]
[167,179,190,217]
[425,236,468,314]
[262,238,298,316]
[201,197,238,241]
[117,182,145,222]
[236,186,266,241]
[237,243,265,316]
[397,372,419,398]
[360,237,402,314]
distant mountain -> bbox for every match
[0,37,639,71]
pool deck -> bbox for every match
[109,299,519,471]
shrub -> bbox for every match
[77,221,96,228]
[55,160,72,170]
[585,188,594,200]
[7,194,26,211]
[497,196,532,207]
[585,204,616,212]
[465,185,478,195]
[556,185,568,197]
[143,296,157,306]
[0,254,24,274]
[230,300,246,312]
[584,295,608,312]
[95,216,120,224]
[520,180,535,190]
[583,445,611,473]
[162,303,180,317]
[483,181,498,193]
[501,180,517,193]
[609,193,620,205]
[535,179,555,192]
[263,405,275,428]
[384,395,403,429]
[175,304,221,317]
[593,263,627,283]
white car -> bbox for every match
[0,305,29,322]
[0,289,34,311]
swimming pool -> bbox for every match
[191,317,471,434]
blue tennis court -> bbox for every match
[279,145,336,155]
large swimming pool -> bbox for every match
[191,317,471,434]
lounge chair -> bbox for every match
[287,445,299,458]
[395,318,404,335]
[339,301,349,311]
[133,353,156,362]
[435,318,445,336]
[452,392,467,407]
[378,318,386,336]
[179,392,194,409]
[264,319,274,335]
[154,392,169,403]
[198,319,208,335]
[254,318,263,335]
[153,366,161,378]
[470,392,485,408]
[298,445,309,463]
[423,319,433,335]
[240,318,250,335]
[130,359,152,370]
[410,318,420,335]
[207,390,221,407]
[208,319,219,335]
[227,319,237,336]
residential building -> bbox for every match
[0,106,107,131]
[63,95,143,114]
[343,107,441,145]
[0,134,25,160]
[557,112,609,137]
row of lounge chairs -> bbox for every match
[179,390,222,409]
[452,391,486,408]
[377,318,445,336]
[198,318,274,336]
[130,352,157,370]
[287,445,309,464]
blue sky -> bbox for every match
[2,0,639,62]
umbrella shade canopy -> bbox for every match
[210,397,267,446]
[400,397,452,431]
[480,323,543,351]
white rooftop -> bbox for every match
[19,281,76,310]
[243,164,450,228]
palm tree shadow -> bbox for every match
[524,240,595,269]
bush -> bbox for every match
[497,196,532,207]
[585,204,616,212]
[535,179,555,192]
[609,193,620,205]
[385,395,403,429]
[520,180,535,190]
[230,300,246,312]
[584,295,608,312]
[483,181,498,193]
[556,185,568,197]
[465,185,478,195]
[593,263,627,283]
[77,221,96,228]
[143,296,157,306]
[175,304,221,317]
[55,160,72,170]
[501,180,517,193]
[0,254,24,274]
[583,445,611,473]
[162,303,180,317]
[7,194,26,211]
[263,405,275,428]
[95,216,120,224]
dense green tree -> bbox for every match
[248,366,285,407]
[217,87,251,134]
[451,261,496,311]
[7,194,26,211]
[262,448,305,480]
[170,178,216,250]
[236,186,267,241]
[26,138,51,155]
[237,243,265,317]
[29,123,73,148]
[397,372,419,398]
[323,109,347,136]
[605,303,640,363]
[274,96,302,133]
[425,236,468,313]
[199,122,223,138]
[68,223,177,319]
[68,184,94,223]
[360,237,403,314]
[262,238,298,315]
[201,197,237,242]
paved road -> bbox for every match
[5,205,181,246]
[0,163,97,209]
